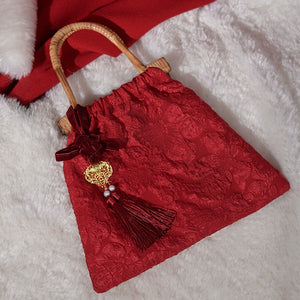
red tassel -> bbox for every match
[105,190,176,250]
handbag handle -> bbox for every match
[50,22,170,108]
[50,22,170,134]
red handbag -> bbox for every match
[51,23,290,293]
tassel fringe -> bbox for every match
[105,191,176,250]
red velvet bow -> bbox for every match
[56,105,106,163]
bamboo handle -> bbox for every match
[50,22,147,108]
[50,22,171,135]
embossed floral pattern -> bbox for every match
[62,68,290,293]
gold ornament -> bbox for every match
[84,161,113,189]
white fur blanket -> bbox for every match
[0,0,299,299]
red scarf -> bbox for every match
[0,0,216,103]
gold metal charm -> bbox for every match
[84,161,113,189]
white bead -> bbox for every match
[103,190,111,197]
[108,185,115,192]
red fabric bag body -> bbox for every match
[62,67,289,293]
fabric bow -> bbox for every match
[55,105,112,163]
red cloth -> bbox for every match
[0,0,216,104]
[62,68,289,293]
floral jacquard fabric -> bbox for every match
[62,68,290,293]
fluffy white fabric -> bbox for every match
[0,0,299,299]
[0,0,37,79]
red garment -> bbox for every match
[0,0,216,104]
[62,68,289,293]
